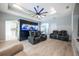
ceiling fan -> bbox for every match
[8,4,48,19]
[33,6,48,19]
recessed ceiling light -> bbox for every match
[50,8,56,14]
[13,4,23,10]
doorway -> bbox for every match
[41,23,49,35]
[5,20,19,41]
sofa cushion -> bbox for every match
[15,51,27,56]
[0,40,23,56]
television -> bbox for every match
[30,25,38,31]
[21,24,30,31]
[33,26,38,31]
[21,24,38,31]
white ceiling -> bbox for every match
[1,3,75,22]
[16,3,74,17]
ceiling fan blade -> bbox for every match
[39,8,44,14]
[34,7,38,13]
[40,12,48,15]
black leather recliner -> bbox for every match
[50,30,69,41]
[58,30,69,41]
[28,31,47,44]
[40,34,47,41]
[50,30,58,39]
[37,31,47,41]
[28,31,40,44]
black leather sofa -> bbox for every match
[50,30,58,39]
[50,30,69,41]
[28,31,47,44]
[58,30,69,41]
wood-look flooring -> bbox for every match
[21,39,73,56]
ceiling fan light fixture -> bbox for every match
[33,5,48,19]
[41,15,45,18]
[36,15,40,18]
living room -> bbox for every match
[0,3,79,56]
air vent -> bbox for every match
[66,6,69,9]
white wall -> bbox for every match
[0,12,21,42]
[41,13,72,40]
[72,15,78,39]
[72,4,79,55]
[0,12,5,42]
[0,11,40,42]
[72,4,79,39]
[49,15,71,33]
[72,14,79,55]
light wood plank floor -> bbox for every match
[21,39,73,56]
